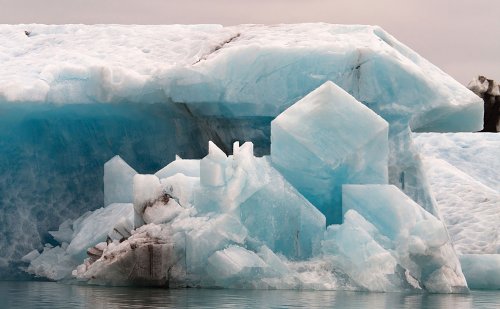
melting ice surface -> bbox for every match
[0,23,495,291]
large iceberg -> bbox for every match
[23,75,481,292]
[0,24,490,290]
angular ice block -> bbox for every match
[104,155,138,206]
[207,246,267,284]
[240,158,325,259]
[342,184,468,293]
[271,81,389,224]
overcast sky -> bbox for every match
[1,0,498,85]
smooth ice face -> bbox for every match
[239,157,325,259]
[271,81,389,224]
[341,184,468,293]
[104,155,138,206]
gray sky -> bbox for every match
[1,0,498,85]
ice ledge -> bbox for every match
[0,24,482,131]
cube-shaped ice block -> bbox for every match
[271,81,389,224]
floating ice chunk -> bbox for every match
[155,156,200,179]
[104,155,138,207]
[66,203,134,260]
[342,184,467,293]
[459,254,500,290]
[26,245,78,281]
[186,214,248,273]
[271,81,389,224]
[207,245,267,285]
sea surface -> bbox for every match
[0,282,498,309]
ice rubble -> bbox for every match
[25,80,478,293]
[1,24,484,277]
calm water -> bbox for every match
[0,282,498,309]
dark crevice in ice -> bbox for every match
[192,33,241,65]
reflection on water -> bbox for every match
[0,282,498,309]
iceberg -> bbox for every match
[0,24,491,291]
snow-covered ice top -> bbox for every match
[414,133,500,255]
[0,23,482,131]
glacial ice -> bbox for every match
[1,23,493,291]
[340,185,467,293]
[25,88,489,292]
[414,133,500,255]
[413,133,500,289]
[104,155,137,206]
[25,203,134,280]
[271,81,389,224]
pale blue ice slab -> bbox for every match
[271,81,388,224]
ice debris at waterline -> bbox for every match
[23,81,471,293]
[0,24,483,278]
